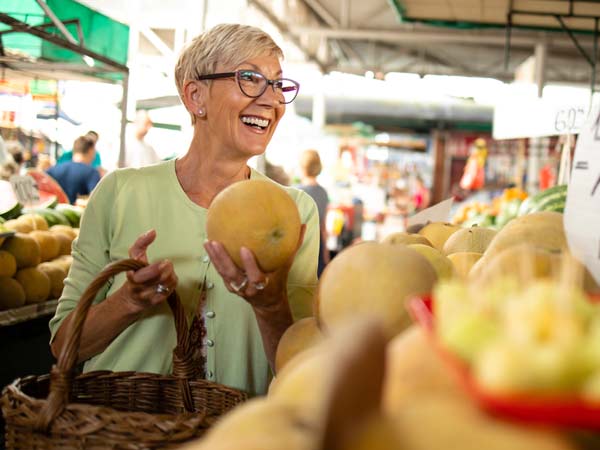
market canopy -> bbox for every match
[0,0,129,82]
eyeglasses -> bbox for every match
[196,69,300,104]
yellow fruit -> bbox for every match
[37,262,66,299]
[1,233,41,268]
[384,328,573,450]
[18,213,49,231]
[180,398,317,450]
[443,227,497,255]
[3,218,32,233]
[485,212,567,260]
[269,346,333,415]
[206,180,301,272]
[418,222,461,251]
[275,317,323,373]
[49,224,78,240]
[51,231,73,255]
[0,277,26,310]
[473,244,559,285]
[342,415,402,450]
[407,244,454,279]
[381,232,433,247]
[15,267,51,303]
[448,252,483,279]
[29,230,60,262]
[317,242,437,337]
[0,250,17,277]
[52,255,73,273]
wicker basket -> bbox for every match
[1,259,247,449]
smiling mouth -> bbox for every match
[240,115,270,131]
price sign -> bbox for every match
[494,99,588,139]
[564,97,600,284]
[9,175,40,207]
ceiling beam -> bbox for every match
[301,0,339,28]
[248,0,328,72]
[288,26,594,49]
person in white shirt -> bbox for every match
[124,110,161,168]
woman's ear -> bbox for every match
[183,80,207,119]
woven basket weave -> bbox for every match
[1,259,247,449]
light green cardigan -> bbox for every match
[49,159,319,395]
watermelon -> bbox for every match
[23,208,70,227]
[0,180,23,220]
[26,169,69,204]
[55,204,83,227]
[519,185,567,216]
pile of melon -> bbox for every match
[0,213,76,311]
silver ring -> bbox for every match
[230,276,248,292]
[253,277,269,290]
[156,283,170,294]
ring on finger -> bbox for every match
[253,277,269,290]
[156,283,170,294]
[230,276,248,292]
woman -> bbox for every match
[49,24,320,396]
[296,149,330,276]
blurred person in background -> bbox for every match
[296,149,330,276]
[57,130,105,176]
[49,24,318,396]
[412,174,431,211]
[47,135,100,204]
[124,110,161,168]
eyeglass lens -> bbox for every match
[238,71,298,104]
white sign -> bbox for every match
[493,99,588,140]
[9,175,39,206]
[407,198,454,228]
[564,98,600,284]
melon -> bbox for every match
[448,252,483,279]
[407,244,454,279]
[179,398,318,450]
[0,277,26,310]
[29,230,60,262]
[443,227,497,255]
[15,267,51,303]
[2,233,41,268]
[0,250,17,277]
[317,242,437,337]
[206,180,301,272]
[381,232,432,247]
[418,222,461,252]
[37,261,66,299]
[485,212,567,260]
[275,317,323,373]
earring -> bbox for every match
[197,107,205,117]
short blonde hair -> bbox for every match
[175,24,284,123]
[299,149,322,177]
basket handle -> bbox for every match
[36,258,196,431]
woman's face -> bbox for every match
[204,54,286,159]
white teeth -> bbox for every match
[241,116,269,128]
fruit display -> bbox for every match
[0,206,79,311]
[434,277,600,400]
[206,179,301,272]
[453,186,567,229]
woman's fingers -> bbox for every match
[204,241,246,291]
[240,247,268,295]
[128,229,156,263]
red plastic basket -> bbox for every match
[408,296,600,430]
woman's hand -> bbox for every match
[204,224,306,310]
[119,229,179,315]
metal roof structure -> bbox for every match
[255,0,598,89]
